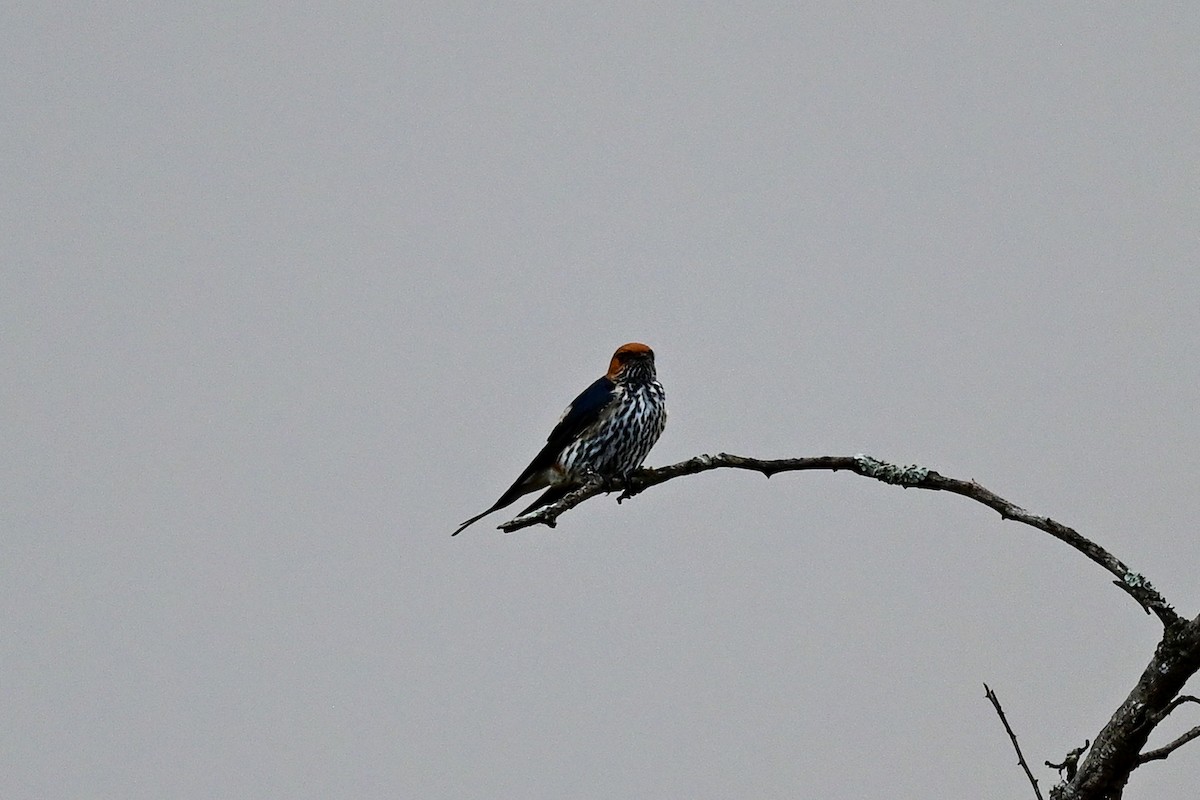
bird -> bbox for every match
[452,342,667,535]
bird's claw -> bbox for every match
[615,472,639,503]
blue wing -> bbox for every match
[451,376,616,534]
[540,376,615,458]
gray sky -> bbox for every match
[4,3,1198,798]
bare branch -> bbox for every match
[497,475,607,531]
[1138,726,1200,764]
[985,683,1045,800]
[1136,691,1200,765]
[499,452,1179,625]
[1058,613,1200,799]
[1158,695,1200,720]
[492,453,1200,798]
[1046,740,1089,781]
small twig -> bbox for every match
[1138,725,1200,764]
[1046,740,1089,781]
[1157,695,1200,720]
[497,476,606,532]
[985,683,1045,800]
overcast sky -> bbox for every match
[4,3,1198,798]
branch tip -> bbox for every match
[984,684,1044,800]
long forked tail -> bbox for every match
[451,481,530,536]
[452,484,574,536]
[516,485,571,516]
[451,507,495,536]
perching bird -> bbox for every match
[452,342,667,535]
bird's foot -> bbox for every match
[614,471,639,504]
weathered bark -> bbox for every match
[1055,614,1200,799]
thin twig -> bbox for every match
[497,452,1179,625]
[1158,695,1200,720]
[985,683,1045,800]
[1137,725,1200,763]
[1131,694,1200,766]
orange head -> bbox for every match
[606,342,656,380]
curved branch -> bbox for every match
[494,452,1200,798]
[1138,726,1200,764]
[1157,695,1200,719]
[498,452,1179,625]
[1134,694,1200,766]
